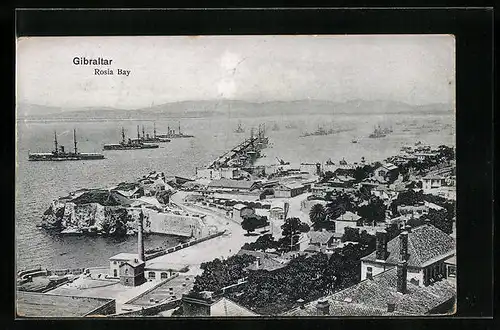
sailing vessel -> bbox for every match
[28,129,105,161]
[156,122,194,139]
[103,127,159,150]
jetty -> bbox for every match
[210,125,268,169]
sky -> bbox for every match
[16,35,455,110]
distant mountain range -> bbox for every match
[16,100,453,121]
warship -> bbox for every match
[300,124,352,137]
[368,125,387,138]
[28,130,105,161]
[234,121,245,133]
[103,127,159,150]
[139,123,171,143]
[156,122,194,139]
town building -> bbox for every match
[16,292,116,317]
[306,230,336,252]
[282,265,456,316]
[144,261,189,282]
[274,182,308,198]
[196,167,239,180]
[232,204,255,223]
[269,201,286,221]
[333,211,363,234]
[373,163,400,183]
[237,249,288,272]
[360,225,455,287]
[109,253,140,279]
[300,162,321,176]
[207,178,259,192]
[182,291,258,316]
[119,259,146,287]
[421,175,446,193]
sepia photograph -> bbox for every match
[15,34,456,317]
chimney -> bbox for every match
[375,230,388,260]
[399,231,408,262]
[138,209,145,262]
[397,261,408,294]
[316,300,330,316]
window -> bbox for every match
[366,267,373,279]
[148,272,156,279]
[113,261,117,265]
[125,268,129,275]
[161,272,169,279]
[113,269,117,277]
[448,265,456,278]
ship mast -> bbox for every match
[54,131,58,153]
[153,122,156,138]
[73,129,78,154]
[137,125,140,140]
[121,127,126,144]
[178,121,181,135]
[142,125,145,139]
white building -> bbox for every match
[360,225,455,287]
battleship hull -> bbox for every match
[28,153,105,161]
[103,143,159,150]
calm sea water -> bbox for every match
[15,112,454,271]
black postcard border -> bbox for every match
[3,7,495,329]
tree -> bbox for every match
[280,217,310,252]
[309,204,326,226]
[241,234,280,251]
[342,227,360,243]
[358,196,386,226]
[241,215,269,235]
[426,209,453,234]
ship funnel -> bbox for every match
[73,129,78,154]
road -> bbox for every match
[148,191,258,275]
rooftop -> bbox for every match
[208,178,257,190]
[283,267,456,316]
[126,275,194,306]
[16,291,115,317]
[109,253,138,261]
[334,211,361,222]
[308,231,335,245]
[210,297,258,316]
[237,249,287,272]
[361,225,456,268]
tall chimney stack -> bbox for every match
[375,230,388,260]
[316,300,330,316]
[138,208,145,262]
[397,261,408,294]
[399,231,409,262]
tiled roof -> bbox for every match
[361,225,455,267]
[237,249,286,272]
[282,267,456,316]
[210,297,258,316]
[308,231,334,245]
[334,211,361,222]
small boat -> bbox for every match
[351,139,358,144]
